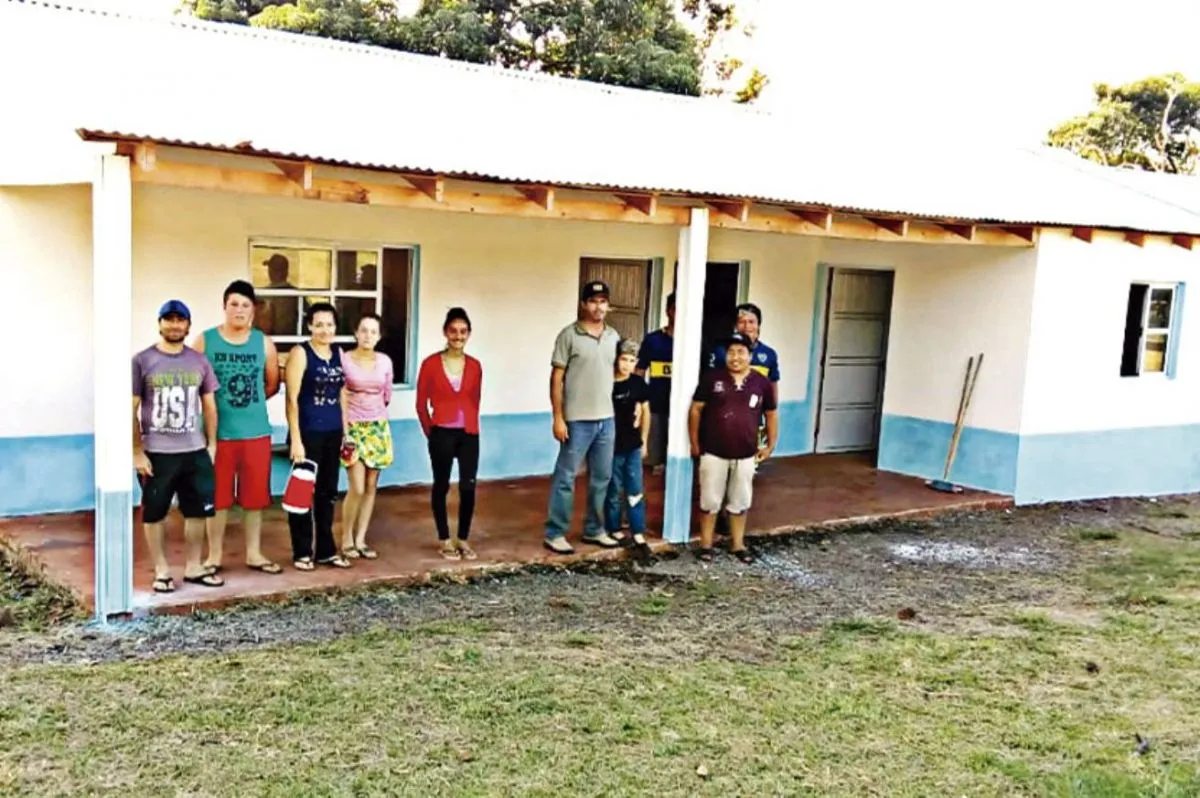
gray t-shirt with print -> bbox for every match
[132,345,220,454]
[551,322,620,422]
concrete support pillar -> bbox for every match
[92,153,134,621]
[662,207,709,544]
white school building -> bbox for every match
[4,0,1200,617]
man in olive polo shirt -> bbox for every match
[544,280,623,554]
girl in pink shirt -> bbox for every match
[339,313,394,559]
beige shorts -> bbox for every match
[698,454,757,514]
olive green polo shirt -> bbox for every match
[551,321,621,422]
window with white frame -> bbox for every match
[1120,282,1177,377]
[249,241,416,384]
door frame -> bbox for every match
[578,254,664,337]
[811,264,895,460]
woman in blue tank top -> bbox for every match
[284,301,349,570]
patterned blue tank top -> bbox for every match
[298,342,345,433]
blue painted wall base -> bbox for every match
[877,414,1019,495]
[662,454,694,544]
[8,413,1200,520]
[94,488,133,621]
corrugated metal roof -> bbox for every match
[4,0,1200,235]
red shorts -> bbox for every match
[213,436,273,511]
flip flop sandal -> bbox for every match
[455,541,477,560]
[342,547,362,559]
[440,541,461,560]
[293,557,315,571]
[317,555,352,569]
[731,548,756,565]
[203,564,222,576]
[152,576,175,593]
[695,547,715,563]
[358,547,379,560]
[247,561,283,574]
[183,572,225,588]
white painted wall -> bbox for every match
[0,186,94,437]
[1021,228,1200,435]
[812,239,1037,435]
[0,180,1041,448]
[131,184,681,428]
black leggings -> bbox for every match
[428,426,480,541]
[287,429,342,561]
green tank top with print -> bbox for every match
[203,327,272,441]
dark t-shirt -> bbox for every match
[612,376,650,454]
[692,369,777,460]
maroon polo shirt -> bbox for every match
[692,368,776,459]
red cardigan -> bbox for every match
[415,352,483,435]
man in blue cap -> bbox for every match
[132,299,223,593]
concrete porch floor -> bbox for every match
[0,454,1010,616]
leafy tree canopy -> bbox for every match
[1047,73,1200,174]
[184,0,767,101]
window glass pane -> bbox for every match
[334,296,377,336]
[336,250,379,291]
[1144,333,1168,372]
[257,295,302,337]
[1148,288,1173,329]
[379,248,413,382]
[250,245,332,290]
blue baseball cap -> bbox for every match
[158,299,191,320]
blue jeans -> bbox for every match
[545,418,615,540]
[605,448,646,534]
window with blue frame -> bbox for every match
[1120,282,1179,377]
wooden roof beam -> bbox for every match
[404,174,445,203]
[518,185,555,211]
[1172,234,1194,250]
[937,222,975,241]
[707,198,751,223]
[788,209,832,231]
[1003,225,1037,243]
[1071,227,1094,243]
[865,216,908,237]
[1125,231,1146,247]
[272,159,313,191]
[614,192,658,217]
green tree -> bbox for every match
[183,0,767,101]
[1047,73,1200,174]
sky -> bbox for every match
[73,0,1200,149]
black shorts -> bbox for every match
[140,449,216,524]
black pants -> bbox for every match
[428,426,480,541]
[287,429,342,561]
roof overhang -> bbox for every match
[80,131,1047,249]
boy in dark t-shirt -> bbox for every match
[607,339,652,558]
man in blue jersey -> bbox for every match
[707,303,779,414]
[635,292,675,475]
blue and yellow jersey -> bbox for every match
[636,329,675,414]
[707,339,780,382]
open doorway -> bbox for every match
[672,260,746,364]
[814,268,895,457]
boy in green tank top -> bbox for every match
[192,280,284,576]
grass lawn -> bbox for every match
[2,502,1199,796]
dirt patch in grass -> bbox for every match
[0,548,83,631]
[1,497,1199,795]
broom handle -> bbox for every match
[944,353,983,479]
[942,357,973,479]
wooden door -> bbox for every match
[578,258,652,342]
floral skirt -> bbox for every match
[342,420,394,470]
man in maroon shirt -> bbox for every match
[688,332,778,563]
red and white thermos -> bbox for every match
[282,459,318,514]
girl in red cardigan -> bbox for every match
[416,307,483,559]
